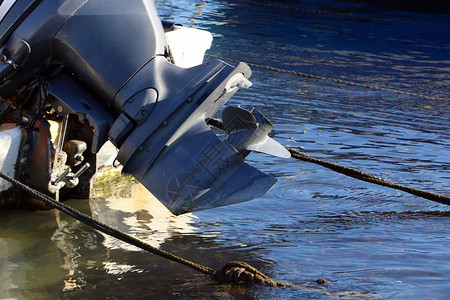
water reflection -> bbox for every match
[0,177,281,299]
[90,177,197,251]
[0,210,67,298]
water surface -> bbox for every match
[1,0,449,299]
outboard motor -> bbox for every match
[0,0,289,214]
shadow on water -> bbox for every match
[1,0,449,299]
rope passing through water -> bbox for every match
[205,54,449,204]
[0,122,447,290]
[207,118,450,206]
[0,171,294,288]
[206,54,449,102]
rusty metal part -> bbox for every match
[18,115,55,209]
[58,114,96,200]
[7,113,97,207]
[63,139,87,167]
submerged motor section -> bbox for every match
[0,0,289,213]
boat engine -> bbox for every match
[0,0,289,214]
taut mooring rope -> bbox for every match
[207,118,450,206]
[285,147,450,206]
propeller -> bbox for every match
[222,106,290,158]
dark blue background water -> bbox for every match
[1,1,449,299]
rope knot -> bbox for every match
[212,261,282,286]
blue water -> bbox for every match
[1,0,449,299]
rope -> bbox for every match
[286,147,449,206]
[206,54,449,102]
[0,172,213,275]
[207,118,450,206]
[213,261,293,287]
[0,171,294,287]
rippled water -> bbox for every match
[1,0,449,299]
